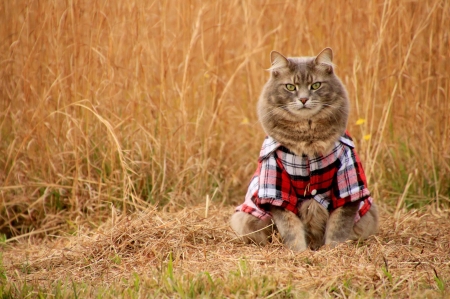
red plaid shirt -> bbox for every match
[236,132,373,222]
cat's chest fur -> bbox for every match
[265,117,341,157]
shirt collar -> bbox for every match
[259,132,355,160]
[259,136,281,161]
[339,131,355,148]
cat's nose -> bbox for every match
[299,98,308,104]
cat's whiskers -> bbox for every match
[260,102,339,123]
[320,103,347,125]
[259,104,294,122]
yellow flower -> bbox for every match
[241,117,249,125]
[363,134,371,141]
[355,118,366,125]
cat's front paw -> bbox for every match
[324,239,341,249]
[270,207,308,251]
[283,237,308,251]
[230,212,273,245]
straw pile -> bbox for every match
[3,205,449,297]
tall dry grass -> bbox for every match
[1,0,449,237]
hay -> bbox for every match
[3,205,450,297]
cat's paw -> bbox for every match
[283,237,308,252]
[324,240,341,249]
[230,212,273,245]
[270,207,308,251]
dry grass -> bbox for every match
[2,205,450,297]
[1,0,449,235]
[1,0,450,297]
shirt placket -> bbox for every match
[301,156,315,198]
[308,157,330,209]
[308,158,318,198]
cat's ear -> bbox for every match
[315,48,333,64]
[269,51,289,71]
[314,48,334,73]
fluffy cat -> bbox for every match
[230,48,378,251]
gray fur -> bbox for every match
[230,211,273,245]
[270,206,308,251]
[258,48,349,157]
[231,48,378,251]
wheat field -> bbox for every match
[1,0,449,297]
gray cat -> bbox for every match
[230,48,378,251]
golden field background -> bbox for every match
[1,1,450,297]
[1,0,449,238]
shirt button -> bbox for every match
[311,189,317,196]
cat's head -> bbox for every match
[257,48,350,154]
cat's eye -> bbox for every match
[310,82,321,90]
[286,84,296,91]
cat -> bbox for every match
[230,48,378,251]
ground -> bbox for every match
[2,204,449,298]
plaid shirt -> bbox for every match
[236,132,373,222]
